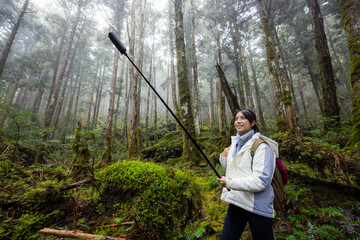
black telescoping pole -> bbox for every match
[108,32,221,178]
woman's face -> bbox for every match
[234,111,255,135]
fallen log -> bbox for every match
[95,222,135,228]
[38,228,125,240]
[61,178,92,191]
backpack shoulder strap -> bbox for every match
[251,139,266,158]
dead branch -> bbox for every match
[38,228,125,240]
[95,221,135,229]
[60,178,92,191]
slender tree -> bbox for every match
[0,0,30,80]
[100,1,125,166]
[248,48,266,130]
[43,0,83,138]
[190,0,200,136]
[168,1,179,130]
[128,0,139,156]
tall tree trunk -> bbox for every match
[306,0,341,131]
[256,0,299,135]
[229,22,244,108]
[101,8,124,166]
[214,0,226,137]
[191,0,200,136]
[174,0,197,163]
[43,0,82,138]
[297,73,315,128]
[135,0,147,150]
[226,1,254,110]
[93,65,106,128]
[47,30,67,110]
[128,0,139,157]
[73,73,82,125]
[31,66,48,123]
[0,76,21,128]
[100,47,119,167]
[153,62,158,143]
[52,35,81,134]
[145,51,152,147]
[122,62,129,148]
[209,77,215,131]
[248,48,266,130]
[0,0,30,80]
[336,0,360,147]
[216,80,226,136]
[289,19,324,115]
[60,62,82,143]
[169,2,179,130]
[114,60,124,134]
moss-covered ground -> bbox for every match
[0,122,359,239]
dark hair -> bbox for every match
[238,109,260,133]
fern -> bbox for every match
[186,227,206,240]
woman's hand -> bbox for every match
[217,176,227,188]
[221,146,230,158]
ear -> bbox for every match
[250,121,256,128]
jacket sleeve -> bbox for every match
[219,155,227,171]
[226,143,275,192]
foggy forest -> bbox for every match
[0,0,360,239]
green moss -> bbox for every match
[276,119,289,132]
[97,160,204,239]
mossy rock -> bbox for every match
[97,160,204,239]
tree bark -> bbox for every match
[174,0,197,163]
[128,0,139,157]
[226,1,254,110]
[43,0,82,138]
[191,0,200,136]
[101,9,124,166]
[100,48,119,167]
[336,0,360,147]
[289,19,324,115]
[153,61,158,143]
[297,73,315,128]
[209,77,215,131]
[52,35,81,134]
[216,80,226,136]
[145,51,152,146]
[0,0,30,80]
[248,48,266,130]
[306,0,341,131]
[256,0,299,135]
[31,66,48,123]
[169,2,179,130]
[122,62,129,148]
[47,30,67,110]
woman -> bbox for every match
[217,109,278,240]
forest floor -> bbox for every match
[0,124,360,239]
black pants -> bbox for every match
[220,204,274,240]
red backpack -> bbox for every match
[250,139,288,212]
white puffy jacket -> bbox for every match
[219,132,278,218]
